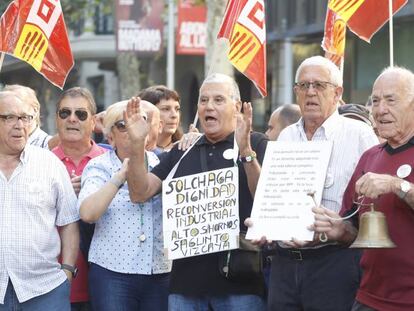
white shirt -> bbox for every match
[77,150,171,275]
[278,111,379,213]
[27,127,52,149]
[0,145,79,303]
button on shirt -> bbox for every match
[278,111,379,213]
[0,145,79,303]
[77,150,171,274]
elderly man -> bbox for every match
[264,56,379,311]
[313,67,414,311]
[4,84,55,149]
[52,87,106,311]
[265,104,301,141]
[126,73,268,310]
[0,91,79,310]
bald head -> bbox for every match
[140,100,161,151]
[265,104,301,141]
[371,66,414,147]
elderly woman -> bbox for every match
[77,100,171,311]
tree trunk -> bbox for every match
[116,52,141,99]
[205,0,233,77]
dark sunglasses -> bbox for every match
[58,108,89,121]
[113,120,127,132]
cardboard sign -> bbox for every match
[162,167,239,260]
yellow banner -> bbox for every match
[14,24,48,71]
[228,23,260,72]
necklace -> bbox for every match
[138,153,148,243]
[157,139,172,150]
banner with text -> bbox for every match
[176,0,206,55]
[162,167,239,260]
[115,0,164,54]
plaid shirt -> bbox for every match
[0,145,79,303]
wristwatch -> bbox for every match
[61,264,78,278]
[398,180,411,199]
[239,151,257,163]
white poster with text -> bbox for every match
[246,141,333,241]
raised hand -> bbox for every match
[235,102,253,154]
[124,97,149,143]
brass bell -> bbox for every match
[350,203,396,248]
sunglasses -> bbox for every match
[58,108,89,121]
[113,120,127,132]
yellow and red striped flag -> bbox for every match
[217,0,267,97]
[322,6,346,67]
[329,0,407,42]
[0,0,74,88]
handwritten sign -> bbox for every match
[246,141,333,241]
[162,167,239,260]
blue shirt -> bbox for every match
[77,150,171,274]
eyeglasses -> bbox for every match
[0,114,34,125]
[294,81,337,92]
[58,108,89,121]
[113,120,127,132]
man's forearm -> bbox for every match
[60,222,79,266]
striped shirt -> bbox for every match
[27,127,52,149]
[278,111,379,213]
[0,145,79,303]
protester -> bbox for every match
[249,56,378,311]
[265,104,301,141]
[4,84,54,149]
[78,100,171,311]
[138,85,183,153]
[126,73,268,310]
[313,66,414,311]
[0,91,79,310]
[52,87,107,311]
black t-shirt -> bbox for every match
[152,131,268,296]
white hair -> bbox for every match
[295,56,343,87]
[0,90,24,106]
[201,73,241,102]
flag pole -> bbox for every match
[167,0,175,89]
[0,52,5,73]
[389,0,394,67]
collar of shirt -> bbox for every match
[52,140,104,161]
[382,136,414,155]
[296,110,341,140]
[195,132,235,146]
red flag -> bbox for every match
[322,7,346,67]
[329,0,408,42]
[218,0,267,97]
[0,0,74,89]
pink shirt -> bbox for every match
[52,141,106,303]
